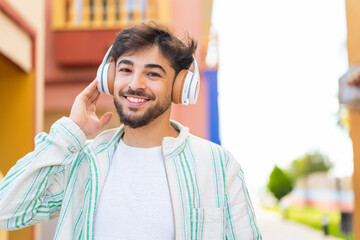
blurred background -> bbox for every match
[1,0,360,239]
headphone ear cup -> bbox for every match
[172,70,188,104]
[100,62,115,95]
[188,72,200,104]
[96,63,105,93]
[107,61,116,95]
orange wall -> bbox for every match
[0,56,34,240]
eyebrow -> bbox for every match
[117,59,167,75]
[145,64,166,75]
[117,59,134,66]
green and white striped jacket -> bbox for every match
[0,117,261,240]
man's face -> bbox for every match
[113,46,176,128]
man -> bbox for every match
[0,22,261,239]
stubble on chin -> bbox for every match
[113,95,171,129]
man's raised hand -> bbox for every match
[69,79,113,136]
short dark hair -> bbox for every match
[110,21,197,75]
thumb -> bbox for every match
[99,112,113,129]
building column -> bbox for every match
[349,109,360,237]
[345,0,360,237]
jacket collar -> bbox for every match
[90,120,189,158]
[162,120,189,159]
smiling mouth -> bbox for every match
[124,96,150,105]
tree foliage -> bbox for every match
[288,151,332,181]
[267,166,293,201]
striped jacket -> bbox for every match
[0,117,262,240]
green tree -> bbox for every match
[288,151,332,181]
[267,166,293,201]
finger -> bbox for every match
[82,79,99,100]
[91,91,101,105]
[88,79,100,99]
[89,88,101,104]
[84,82,101,105]
[99,112,113,128]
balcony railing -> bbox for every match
[52,0,161,29]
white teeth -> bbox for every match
[127,96,147,103]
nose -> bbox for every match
[128,72,146,90]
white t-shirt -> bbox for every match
[94,139,175,240]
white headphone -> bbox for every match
[96,45,200,105]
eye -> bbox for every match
[148,72,161,78]
[119,68,131,73]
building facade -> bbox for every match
[290,173,354,212]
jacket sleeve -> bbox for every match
[224,152,262,240]
[0,117,86,230]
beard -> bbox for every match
[114,88,172,129]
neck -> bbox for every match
[121,109,179,148]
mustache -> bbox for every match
[118,88,156,100]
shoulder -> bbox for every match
[187,134,243,174]
[186,134,235,167]
[187,134,230,154]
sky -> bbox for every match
[210,0,353,195]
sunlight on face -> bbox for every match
[113,46,175,128]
